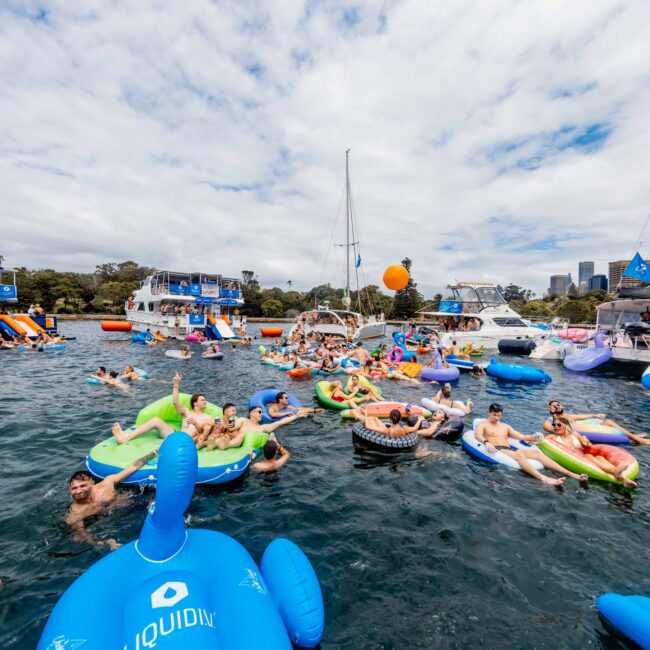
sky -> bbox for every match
[1,0,649,299]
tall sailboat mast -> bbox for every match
[345,148,351,307]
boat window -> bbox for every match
[148,302,154,312]
[493,317,527,327]
[137,303,145,311]
[477,287,506,304]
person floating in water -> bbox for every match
[111,373,214,444]
[66,451,156,549]
[548,418,637,488]
[547,400,650,446]
[252,433,290,474]
[267,391,323,418]
[351,407,424,438]
[475,403,587,486]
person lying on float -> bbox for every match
[548,400,650,446]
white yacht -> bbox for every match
[595,287,650,365]
[290,301,386,341]
[125,271,245,339]
[415,282,546,349]
[290,150,386,341]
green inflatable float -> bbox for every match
[315,377,383,410]
[87,393,268,485]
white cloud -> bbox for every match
[1,0,649,298]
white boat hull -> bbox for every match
[440,328,543,350]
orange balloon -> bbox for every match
[383,265,409,291]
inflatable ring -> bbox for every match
[427,416,464,441]
[351,421,419,452]
[462,421,544,471]
[248,388,302,424]
[542,418,629,445]
[87,394,267,485]
[203,351,224,359]
[166,349,193,359]
[42,432,325,649]
[86,368,150,384]
[387,346,404,363]
[421,397,466,418]
[420,366,460,382]
[340,401,428,419]
[538,438,639,484]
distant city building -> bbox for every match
[609,260,642,291]
[578,281,588,294]
[549,274,570,297]
[578,261,594,286]
[589,274,608,291]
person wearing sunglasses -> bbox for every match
[548,401,649,445]
[548,418,636,487]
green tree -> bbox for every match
[260,299,284,318]
[392,258,423,319]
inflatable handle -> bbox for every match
[136,432,197,561]
[261,538,324,648]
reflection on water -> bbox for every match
[1,322,649,648]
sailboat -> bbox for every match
[288,150,387,340]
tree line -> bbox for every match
[3,259,612,323]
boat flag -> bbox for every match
[356,254,361,268]
[623,252,650,283]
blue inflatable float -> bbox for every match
[39,432,324,649]
[485,357,552,383]
[249,388,302,424]
[597,593,650,648]
[642,365,650,390]
[132,331,154,344]
[563,330,612,372]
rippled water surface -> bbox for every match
[1,322,650,648]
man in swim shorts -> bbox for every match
[66,450,157,549]
[267,392,323,418]
[475,403,587,486]
[252,434,291,474]
[111,372,214,444]
[196,403,243,451]
[548,400,650,445]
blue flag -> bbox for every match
[623,252,650,283]
[356,254,361,268]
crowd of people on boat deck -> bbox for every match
[437,316,482,332]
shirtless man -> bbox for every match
[430,383,473,414]
[252,433,290,473]
[548,400,650,446]
[66,450,156,549]
[241,407,305,435]
[347,340,370,365]
[475,403,587,486]
[111,372,214,444]
[197,403,243,451]
[267,392,323,418]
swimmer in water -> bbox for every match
[95,370,128,388]
[475,403,587,486]
[181,344,192,358]
[66,450,157,549]
[111,373,214,444]
[252,433,290,474]
[121,365,142,381]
